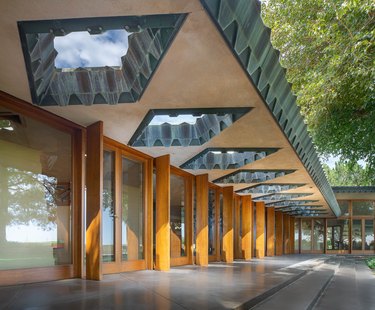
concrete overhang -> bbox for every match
[0,0,340,216]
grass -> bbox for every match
[366,257,375,269]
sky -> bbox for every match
[54,30,130,68]
[149,115,204,126]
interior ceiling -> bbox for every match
[0,0,334,216]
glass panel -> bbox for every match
[365,220,374,250]
[122,157,144,261]
[301,219,312,251]
[219,193,223,257]
[208,189,216,255]
[0,110,72,270]
[313,219,324,251]
[294,220,299,251]
[352,201,374,216]
[352,219,363,250]
[170,174,186,257]
[338,201,349,216]
[326,219,349,250]
[102,151,115,262]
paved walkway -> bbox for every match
[0,255,373,309]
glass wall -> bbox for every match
[338,200,350,216]
[301,219,312,251]
[0,109,72,270]
[102,151,115,262]
[313,219,324,251]
[170,174,186,257]
[208,189,216,256]
[294,220,300,252]
[352,219,363,250]
[365,220,374,250]
[352,201,374,216]
[121,157,144,261]
[326,219,349,250]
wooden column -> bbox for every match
[241,195,252,260]
[155,155,170,271]
[275,211,283,256]
[283,214,290,254]
[266,207,275,257]
[222,186,234,263]
[234,196,241,259]
[86,121,103,280]
[289,216,295,254]
[196,174,209,266]
[255,201,266,258]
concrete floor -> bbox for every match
[0,255,373,310]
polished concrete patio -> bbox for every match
[0,255,373,310]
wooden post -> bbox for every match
[255,201,266,258]
[86,121,103,280]
[234,196,242,259]
[283,214,290,254]
[241,195,252,260]
[222,186,234,263]
[275,211,283,256]
[290,216,295,254]
[196,174,209,266]
[266,207,275,257]
[155,155,170,271]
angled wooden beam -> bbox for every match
[222,186,234,263]
[196,174,209,266]
[241,195,252,260]
[283,214,290,254]
[267,207,275,257]
[275,211,283,256]
[255,201,266,258]
[86,121,103,280]
[155,155,170,271]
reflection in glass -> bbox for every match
[170,174,186,257]
[219,193,223,257]
[326,219,349,250]
[338,200,349,216]
[102,151,115,262]
[313,220,324,251]
[122,157,144,261]
[365,220,374,250]
[0,111,72,270]
[352,219,362,250]
[294,220,299,251]
[352,201,374,216]
[208,189,216,255]
[301,219,312,251]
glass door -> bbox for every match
[102,145,148,274]
[170,167,192,266]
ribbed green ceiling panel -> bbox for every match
[201,0,340,216]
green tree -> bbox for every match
[322,160,374,186]
[261,0,375,177]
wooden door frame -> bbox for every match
[102,137,153,274]
[170,166,193,266]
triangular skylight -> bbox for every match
[129,108,251,147]
[18,14,186,105]
[236,183,305,195]
[180,147,278,170]
[212,169,295,184]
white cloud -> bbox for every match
[54,30,130,68]
[149,115,204,125]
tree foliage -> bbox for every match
[322,160,374,186]
[261,0,375,177]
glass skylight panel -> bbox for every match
[54,30,130,69]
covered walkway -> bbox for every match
[1,255,374,309]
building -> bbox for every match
[0,0,374,287]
